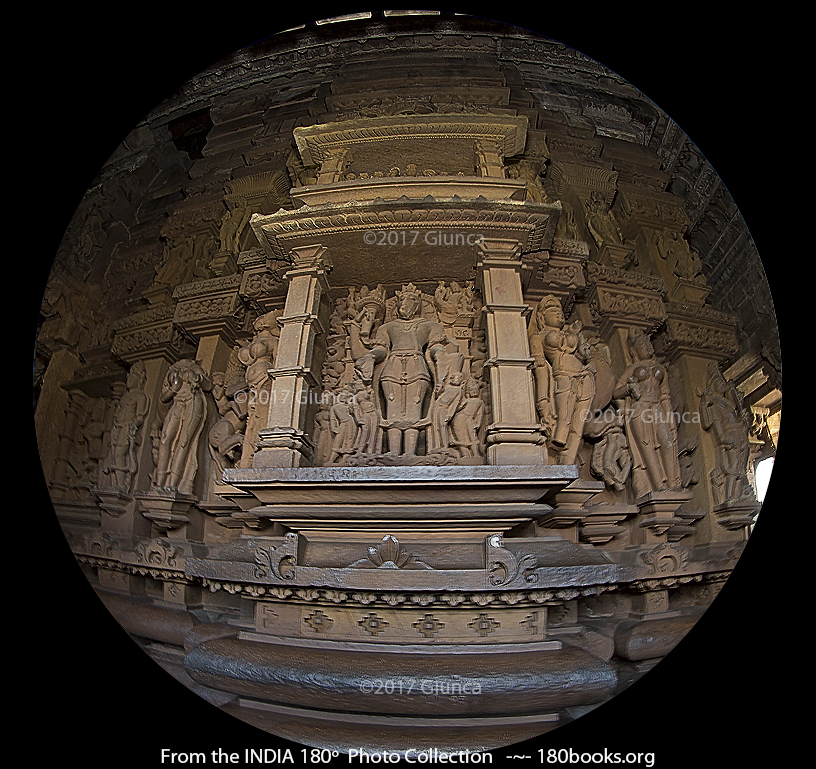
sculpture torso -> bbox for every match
[376,317,443,385]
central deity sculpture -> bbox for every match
[354,284,448,457]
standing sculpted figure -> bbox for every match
[450,378,485,459]
[613,329,681,495]
[585,191,624,248]
[700,363,752,502]
[355,284,447,456]
[237,310,280,463]
[102,361,150,491]
[328,386,358,465]
[154,359,212,494]
[428,372,464,452]
[529,295,596,465]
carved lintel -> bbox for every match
[660,302,738,364]
[613,186,690,236]
[110,306,197,364]
[587,283,667,339]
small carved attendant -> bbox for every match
[154,359,212,495]
[328,387,359,465]
[613,329,681,496]
[429,372,465,452]
[352,386,381,456]
[450,378,485,459]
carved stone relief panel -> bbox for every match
[313,282,488,467]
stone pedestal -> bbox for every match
[135,489,198,536]
[633,489,694,545]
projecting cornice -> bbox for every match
[249,195,559,287]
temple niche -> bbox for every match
[314,280,487,466]
[35,13,780,757]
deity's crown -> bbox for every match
[351,284,386,316]
[396,283,422,303]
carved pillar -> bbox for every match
[253,245,331,468]
[476,238,546,465]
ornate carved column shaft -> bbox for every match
[253,245,331,468]
[476,238,545,464]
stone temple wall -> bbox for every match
[32,12,782,761]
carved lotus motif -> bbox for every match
[366,535,412,568]
[349,535,433,570]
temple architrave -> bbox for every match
[33,13,781,754]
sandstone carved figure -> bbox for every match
[450,378,485,459]
[208,371,248,475]
[585,191,624,248]
[529,295,596,465]
[428,371,465,452]
[355,284,447,456]
[101,361,150,491]
[700,363,753,502]
[586,408,631,491]
[613,329,681,496]
[154,359,212,494]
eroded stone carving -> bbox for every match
[236,310,281,466]
[700,363,754,504]
[99,362,150,492]
[585,191,625,250]
[208,371,248,476]
[585,408,632,491]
